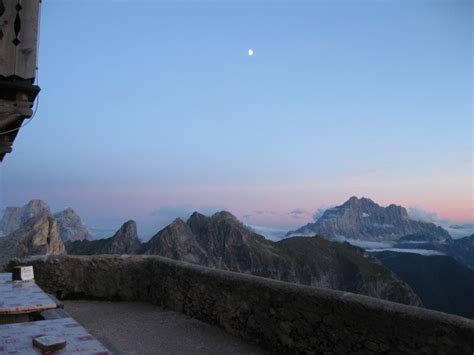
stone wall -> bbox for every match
[9,255,474,353]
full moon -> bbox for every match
[248,49,254,56]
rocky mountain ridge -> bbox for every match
[1,200,92,243]
[287,197,451,242]
[0,200,51,235]
[138,211,421,306]
[54,208,93,242]
[0,215,66,270]
[2,203,419,305]
[67,220,141,255]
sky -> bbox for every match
[0,0,472,239]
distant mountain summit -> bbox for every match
[141,217,209,265]
[0,200,93,242]
[141,211,272,272]
[0,215,66,270]
[67,220,141,255]
[54,208,93,242]
[139,210,422,306]
[287,197,451,242]
[0,200,51,235]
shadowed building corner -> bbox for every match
[0,0,41,161]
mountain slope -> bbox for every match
[374,251,474,318]
[287,196,451,242]
[445,235,474,269]
[274,237,421,305]
[67,220,140,255]
[394,234,474,270]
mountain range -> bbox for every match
[0,200,92,242]
[287,196,452,243]
[0,214,66,270]
[1,201,421,306]
[68,210,421,305]
[2,197,473,318]
[0,200,52,236]
[66,220,141,255]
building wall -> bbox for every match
[9,255,474,353]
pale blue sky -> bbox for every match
[0,0,472,238]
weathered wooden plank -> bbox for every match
[16,0,40,80]
[0,0,40,80]
[0,0,16,77]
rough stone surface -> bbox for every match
[0,216,66,270]
[9,255,474,354]
[287,196,452,242]
[66,220,141,255]
[0,200,51,235]
[54,208,93,242]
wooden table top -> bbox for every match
[0,281,57,315]
[0,317,111,354]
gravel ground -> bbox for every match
[64,300,267,355]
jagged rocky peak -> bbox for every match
[23,199,51,217]
[188,212,252,244]
[0,199,52,235]
[0,215,66,270]
[142,216,209,265]
[288,197,451,242]
[209,210,252,233]
[159,218,198,241]
[54,207,93,242]
[335,196,407,220]
[187,211,209,233]
[211,210,239,221]
[168,217,190,230]
[66,220,141,255]
[188,211,208,221]
[105,220,141,254]
[113,220,139,242]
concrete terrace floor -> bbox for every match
[64,300,267,355]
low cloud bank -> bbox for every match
[288,209,308,219]
[367,248,445,256]
[331,236,394,249]
[407,206,473,239]
[444,224,474,239]
[246,224,289,241]
[407,206,448,224]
